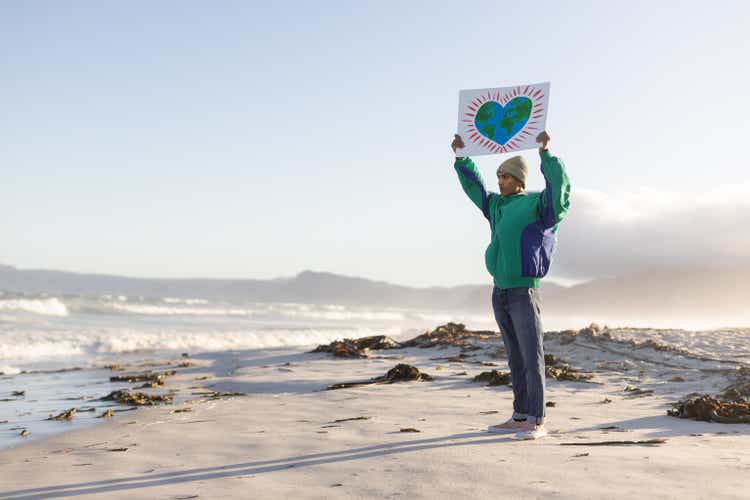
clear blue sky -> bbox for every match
[2,1,749,286]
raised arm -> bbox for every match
[536,132,571,228]
[452,134,492,221]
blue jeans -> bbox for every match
[491,287,546,425]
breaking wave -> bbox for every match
[0,326,411,364]
[0,297,69,317]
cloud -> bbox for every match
[553,183,750,279]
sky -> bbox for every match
[2,1,749,287]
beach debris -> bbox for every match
[599,426,631,433]
[178,361,195,368]
[560,439,666,446]
[399,428,420,432]
[472,370,511,386]
[47,408,77,420]
[181,352,190,358]
[479,410,499,415]
[0,420,8,424]
[545,356,594,382]
[312,335,401,358]
[546,401,556,407]
[11,390,25,397]
[554,324,606,345]
[623,386,655,398]
[171,407,193,414]
[195,376,211,380]
[430,353,473,362]
[175,496,199,500]
[572,452,589,457]
[546,364,593,382]
[668,395,750,423]
[401,322,497,350]
[205,391,245,400]
[326,364,433,390]
[329,416,371,423]
[107,448,128,452]
[20,366,83,375]
[599,398,613,404]
[104,364,124,371]
[98,409,115,418]
[20,429,29,437]
[99,390,173,406]
[669,376,686,382]
[110,370,176,385]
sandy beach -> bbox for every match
[1,324,749,500]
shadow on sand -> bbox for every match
[0,432,517,499]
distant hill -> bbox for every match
[0,265,489,310]
[1,264,748,323]
[541,266,750,322]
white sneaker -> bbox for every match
[515,423,547,440]
[488,418,528,434]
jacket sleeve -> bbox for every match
[454,157,492,221]
[538,150,571,227]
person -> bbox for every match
[451,131,570,440]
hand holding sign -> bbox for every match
[451,134,465,155]
[456,82,550,157]
[536,131,550,152]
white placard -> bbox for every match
[456,82,550,156]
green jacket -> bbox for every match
[454,150,570,289]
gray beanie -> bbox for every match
[497,156,528,187]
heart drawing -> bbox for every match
[473,97,533,146]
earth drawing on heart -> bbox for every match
[459,84,548,154]
[474,97,532,146]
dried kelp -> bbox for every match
[326,364,433,390]
[401,323,497,350]
[109,370,176,385]
[545,354,594,382]
[668,395,750,423]
[311,335,401,358]
[329,416,371,423]
[47,408,77,420]
[99,390,173,406]
[472,370,511,386]
[623,386,655,398]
